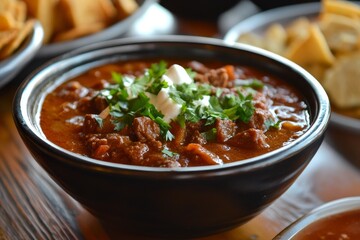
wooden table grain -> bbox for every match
[1,4,360,240]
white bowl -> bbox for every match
[36,0,155,59]
[223,2,360,166]
[0,21,43,89]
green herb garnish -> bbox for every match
[100,61,260,141]
[235,79,264,89]
[265,118,281,130]
[162,146,178,157]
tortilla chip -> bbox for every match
[323,51,360,108]
[113,0,139,19]
[22,0,57,43]
[0,12,17,30]
[0,19,34,59]
[319,13,360,53]
[322,0,360,18]
[0,0,11,12]
[0,29,17,49]
[61,0,115,28]
[286,17,311,43]
[237,33,265,49]
[52,22,106,42]
[285,24,335,66]
[98,0,117,23]
[8,0,27,23]
[264,23,287,54]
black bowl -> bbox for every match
[13,36,330,238]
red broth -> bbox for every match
[292,209,360,240]
[40,60,309,167]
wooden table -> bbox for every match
[1,3,360,240]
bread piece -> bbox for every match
[113,0,138,19]
[22,0,57,43]
[0,29,18,49]
[0,12,17,30]
[60,0,116,28]
[8,0,27,23]
[0,0,11,12]
[0,19,34,59]
[52,22,106,42]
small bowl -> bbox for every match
[13,36,330,238]
[223,2,360,167]
[0,21,43,88]
[36,0,155,59]
[274,197,360,239]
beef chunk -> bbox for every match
[188,130,207,145]
[142,152,181,168]
[124,142,150,165]
[85,133,131,151]
[85,133,131,161]
[83,114,114,134]
[187,121,204,132]
[252,91,268,110]
[227,128,269,149]
[77,96,93,112]
[86,134,108,152]
[133,117,160,141]
[92,95,108,112]
[132,117,162,149]
[216,119,236,143]
[57,81,90,101]
[248,108,276,130]
[195,68,229,87]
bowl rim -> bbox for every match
[35,0,156,59]
[13,35,331,174]
[274,196,360,239]
[0,20,44,88]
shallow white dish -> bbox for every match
[0,21,43,89]
[224,2,320,43]
[36,0,155,59]
[223,1,360,165]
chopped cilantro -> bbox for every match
[100,61,263,141]
[111,72,124,86]
[265,118,281,130]
[235,79,264,89]
[201,128,217,141]
[94,115,103,128]
[162,147,178,157]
